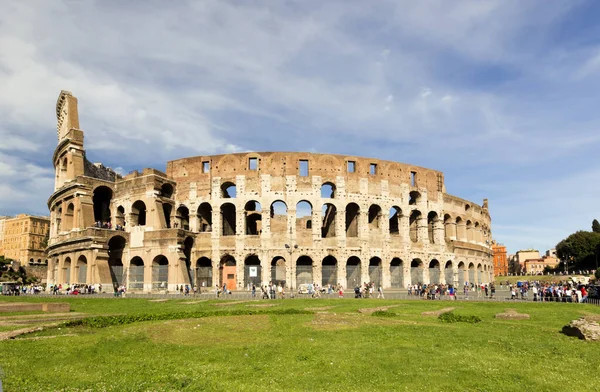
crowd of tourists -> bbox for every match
[0,283,44,295]
[503,280,595,303]
[48,283,104,295]
[94,221,125,231]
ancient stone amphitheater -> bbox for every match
[46,91,493,292]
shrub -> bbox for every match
[371,310,397,318]
[438,312,481,324]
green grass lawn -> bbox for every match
[1,297,599,391]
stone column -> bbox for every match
[400,215,410,243]
[418,216,429,245]
[456,221,467,241]
[446,221,457,240]
[434,220,445,245]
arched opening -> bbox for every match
[271,256,286,287]
[296,201,312,233]
[320,182,336,198]
[221,203,236,236]
[63,257,71,284]
[389,206,402,235]
[345,203,360,237]
[296,256,313,286]
[129,257,144,290]
[64,203,75,231]
[369,257,382,287]
[456,217,464,240]
[346,256,361,288]
[409,191,421,205]
[465,204,471,212]
[409,210,421,242]
[474,221,480,242]
[244,201,262,235]
[321,203,337,238]
[93,186,113,224]
[176,205,190,230]
[221,182,236,198]
[444,261,453,285]
[429,259,441,284]
[457,262,466,287]
[131,200,147,226]
[410,259,423,284]
[195,257,212,288]
[270,201,288,234]
[390,258,404,288]
[427,212,438,244]
[477,263,483,284]
[322,255,337,287]
[443,214,452,240]
[466,220,473,242]
[183,236,194,284]
[116,206,125,228]
[244,255,261,287]
[198,203,213,232]
[76,255,87,283]
[468,263,475,285]
[220,255,237,291]
[162,203,172,229]
[160,183,174,198]
[368,205,382,233]
[108,235,126,288]
[56,206,62,232]
[152,255,169,290]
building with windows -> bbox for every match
[491,241,507,276]
[1,214,50,264]
[46,91,493,292]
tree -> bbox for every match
[593,219,600,233]
[556,231,600,271]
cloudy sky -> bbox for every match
[1,0,600,254]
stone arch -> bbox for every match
[369,257,382,287]
[321,203,337,238]
[296,201,312,234]
[221,181,236,198]
[322,255,337,287]
[368,204,382,233]
[271,256,286,287]
[64,203,75,231]
[389,206,402,235]
[176,205,190,230]
[221,203,236,236]
[456,216,465,240]
[296,255,313,286]
[409,191,421,205]
[428,259,441,284]
[321,182,336,198]
[477,263,483,284]
[116,205,125,227]
[93,186,113,224]
[195,257,212,288]
[220,254,237,291]
[466,220,474,242]
[131,200,147,226]
[108,235,126,289]
[468,262,476,285]
[390,258,404,288]
[76,255,87,283]
[160,183,174,198]
[129,256,145,290]
[443,214,453,239]
[410,259,424,284]
[346,256,361,288]
[409,210,421,242]
[63,256,72,284]
[457,261,466,287]
[270,201,287,233]
[345,203,360,237]
[427,211,438,244]
[152,255,169,290]
[198,202,212,232]
[245,201,262,235]
[162,203,172,229]
[244,255,261,287]
[444,260,454,286]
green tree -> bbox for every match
[556,231,600,271]
[593,219,600,233]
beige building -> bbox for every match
[1,214,50,264]
[46,91,493,291]
[516,250,540,271]
[0,216,9,256]
[524,256,559,274]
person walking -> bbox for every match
[377,284,384,299]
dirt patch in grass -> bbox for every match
[178,301,207,305]
[495,309,530,320]
[212,301,248,307]
[421,307,456,316]
[148,299,169,303]
[246,303,279,307]
[141,315,271,346]
[358,306,399,314]
[309,312,402,330]
[305,306,335,311]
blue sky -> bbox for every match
[1,0,600,254]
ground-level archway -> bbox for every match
[296,256,313,286]
[390,258,404,288]
[195,257,212,289]
[271,256,286,287]
[129,256,144,290]
[322,255,337,287]
[244,255,261,287]
[220,255,237,291]
[346,256,361,289]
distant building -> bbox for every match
[524,256,559,275]
[516,249,540,272]
[1,214,50,264]
[0,216,10,256]
[491,241,507,276]
[545,249,557,258]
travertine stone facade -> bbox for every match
[46,91,493,292]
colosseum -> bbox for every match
[46,91,493,292]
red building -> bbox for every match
[492,241,507,276]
